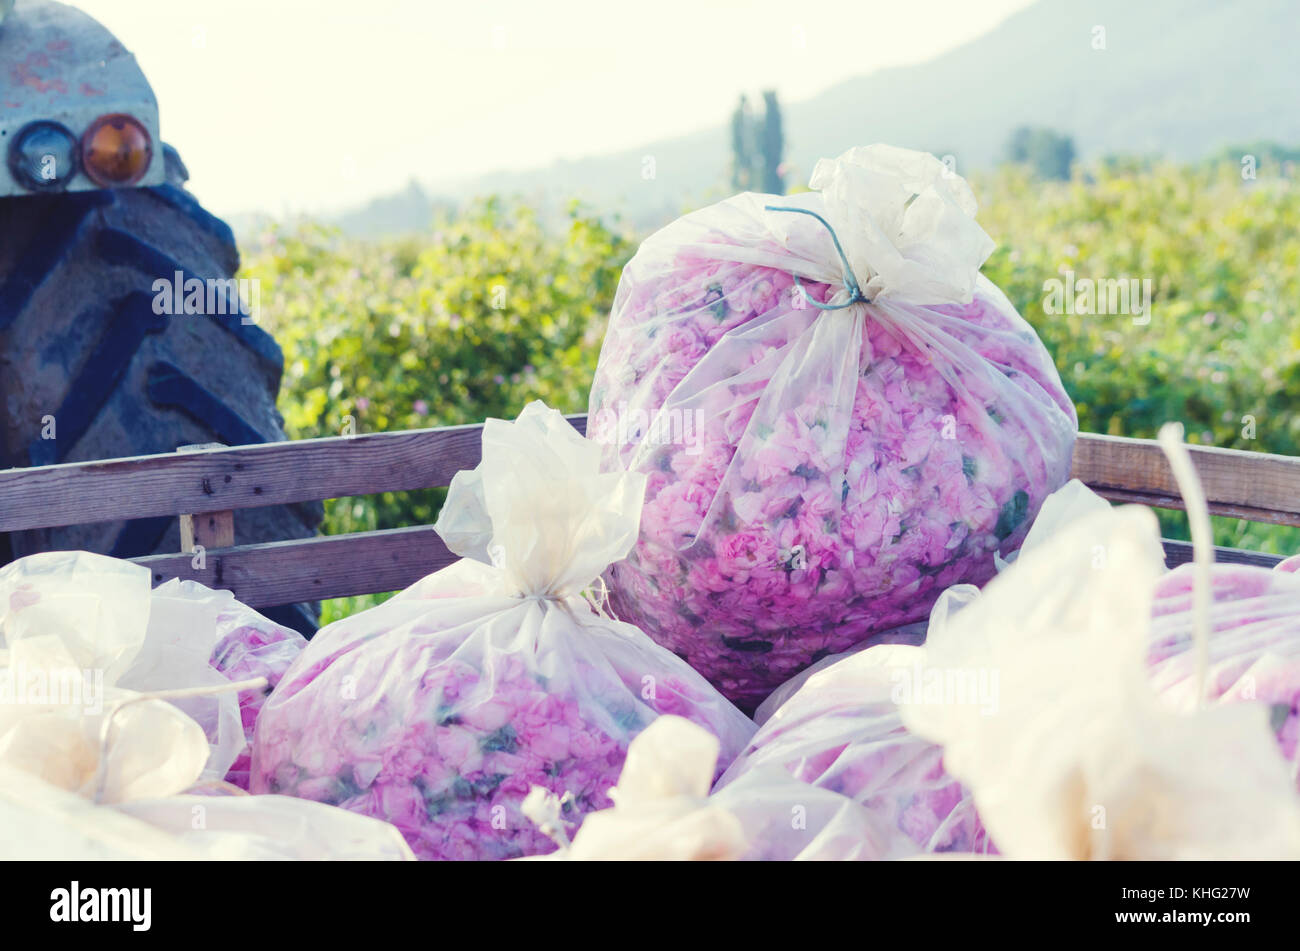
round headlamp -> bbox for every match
[7,121,80,192]
[82,113,153,187]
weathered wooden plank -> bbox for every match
[3,423,1298,533]
[128,522,1285,610]
[0,415,588,532]
[1161,539,1283,570]
[176,443,237,553]
[132,525,457,608]
[179,510,235,551]
[1072,433,1300,527]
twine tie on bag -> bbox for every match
[1158,425,1299,785]
[764,204,870,310]
[582,576,621,622]
[517,576,620,624]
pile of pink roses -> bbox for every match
[208,608,307,790]
[252,635,749,860]
[592,245,1076,707]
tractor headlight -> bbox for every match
[7,121,80,192]
[82,113,153,187]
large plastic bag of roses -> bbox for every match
[724,472,1300,857]
[250,401,756,860]
[900,431,1300,858]
[0,552,409,860]
[1,552,306,792]
[0,551,244,788]
[588,144,1078,707]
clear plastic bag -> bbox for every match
[116,792,414,860]
[152,579,307,789]
[523,715,910,861]
[899,429,1300,859]
[1147,563,1300,785]
[0,553,411,860]
[251,402,756,860]
[589,145,1077,706]
[718,595,992,856]
[0,551,243,795]
[0,758,413,861]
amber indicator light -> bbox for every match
[81,113,152,187]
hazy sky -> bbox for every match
[74,0,1035,219]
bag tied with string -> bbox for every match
[588,144,1078,707]
[731,474,1300,859]
[0,551,410,860]
[898,426,1300,859]
[250,401,756,861]
[0,550,246,798]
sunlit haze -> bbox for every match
[73,0,1035,219]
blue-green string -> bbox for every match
[764,204,870,310]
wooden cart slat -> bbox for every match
[2,417,1296,608]
[127,531,1281,611]
[0,415,586,533]
[0,424,1293,532]
[1071,433,1300,526]
[1160,539,1282,571]
[135,526,455,608]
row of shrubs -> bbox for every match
[242,162,1300,619]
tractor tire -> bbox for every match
[0,145,320,635]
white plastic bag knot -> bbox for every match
[434,401,647,599]
[808,144,995,306]
[523,716,747,861]
[0,551,259,804]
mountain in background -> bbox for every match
[293,0,1300,238]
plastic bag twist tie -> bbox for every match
[764,204,870,310]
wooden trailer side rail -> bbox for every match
[0,422,1294,609]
